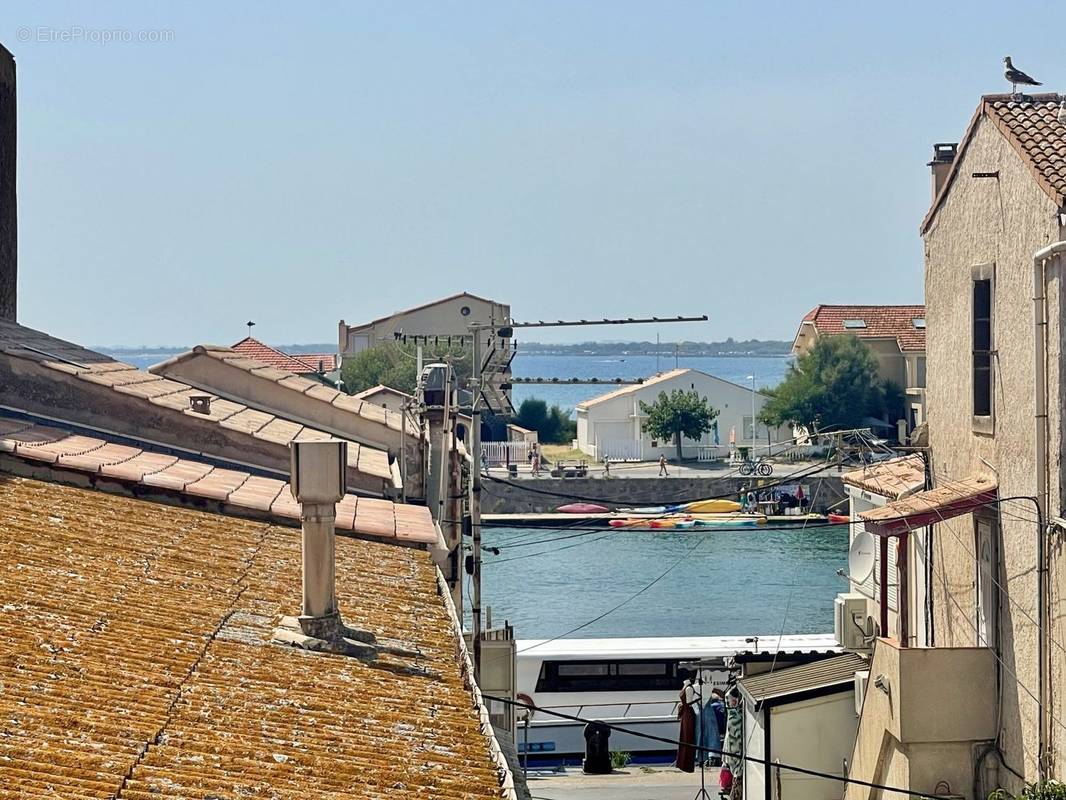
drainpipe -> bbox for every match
[1032,239,1066,781]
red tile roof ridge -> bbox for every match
[922,93,1066,234]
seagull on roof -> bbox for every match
[1003,56,1042,95]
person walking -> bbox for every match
[603,458,611,478]
[658,454,669,477]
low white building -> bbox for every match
[575,368,782,462]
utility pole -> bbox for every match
[470,326,484,680]
[464,313,707,680]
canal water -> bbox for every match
[478,523,847,640]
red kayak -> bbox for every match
[827,513,851,524]
[557,502,609,514]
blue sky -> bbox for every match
[7,2,1065,346]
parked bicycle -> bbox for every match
[738,456,774,476]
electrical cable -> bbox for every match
[483,458,832,506]
[488,694,949,799]
[516,534,707,652]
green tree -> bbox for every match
[515,398,576,444]
[340,342,471,395]
[759,335,890,432]
[639,389,719,461]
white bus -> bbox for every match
[515,634,838,762]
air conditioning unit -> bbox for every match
[834,592,870,651]
[854,669,870,716]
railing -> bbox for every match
[523,698,680,723]
[600,439,643,462]
[481,441,531,465]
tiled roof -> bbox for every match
[0,416,435,544]
[797,305,926,353]
[739,653,868,705]
[355,384,412,401]
[922,93,1066,234]
[841,454,926,501]
[859,473,998,537]
[152,345,420,438]
[296,352,339,372]
[576,368,769,410]
[231,336,326,373]
[0,320,394,487]
[0,475,510,798]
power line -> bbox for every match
[483,459,832,506]
[487,694,948,800]
[515,534,707,652]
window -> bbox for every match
[535,660,682,693]
[915,356,927,389]
[912,318,926,329]
[843,319,867,329]
[972,275,993,421]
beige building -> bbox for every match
[338,292,513,410]
[843,93,1066,798]
[338,292,509,355]
[792,304,927,431]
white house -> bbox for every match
[575,368,781,462]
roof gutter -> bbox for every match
[1033,239,1066,781]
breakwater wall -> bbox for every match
[481,475,846,515]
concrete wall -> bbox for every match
[481,475,845,514]
[846,639,996,800]
[772,692,858,800]
[923,113,1064,784]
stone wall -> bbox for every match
[481,474,845,514]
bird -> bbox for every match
[1058,100,1066,125]
[1003,56,1042,95]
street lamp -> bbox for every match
[746,374,756,454]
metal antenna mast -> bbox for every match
[466,313,707,678]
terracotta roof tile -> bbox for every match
[151,345,419,437]
[797,305,926,353]
[230,336,328,374]
[922,93,1066,233]
[0,417,435,543]
[841,454,926,500]
[0,322,395,492]
[0,476,507,798]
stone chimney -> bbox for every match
[928,143,958,200]
[0,44,15,322]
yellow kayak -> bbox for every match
[683,499,743,514]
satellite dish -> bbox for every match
[848,531,876,583]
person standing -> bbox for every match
[659,454,669,477]
[675,673,699,772]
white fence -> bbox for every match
[599,439,643,462]
[481,441,531,465]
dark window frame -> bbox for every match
[971,263,995,434]
[535,659,684,693]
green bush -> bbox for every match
[991,782,1066,800]
[610,750,632,770]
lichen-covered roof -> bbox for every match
[0,475,507,798]
[0,416,435,544]
[841,454,926,501]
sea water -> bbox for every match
[477,523,847,640]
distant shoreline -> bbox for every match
[97,339,793,358]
